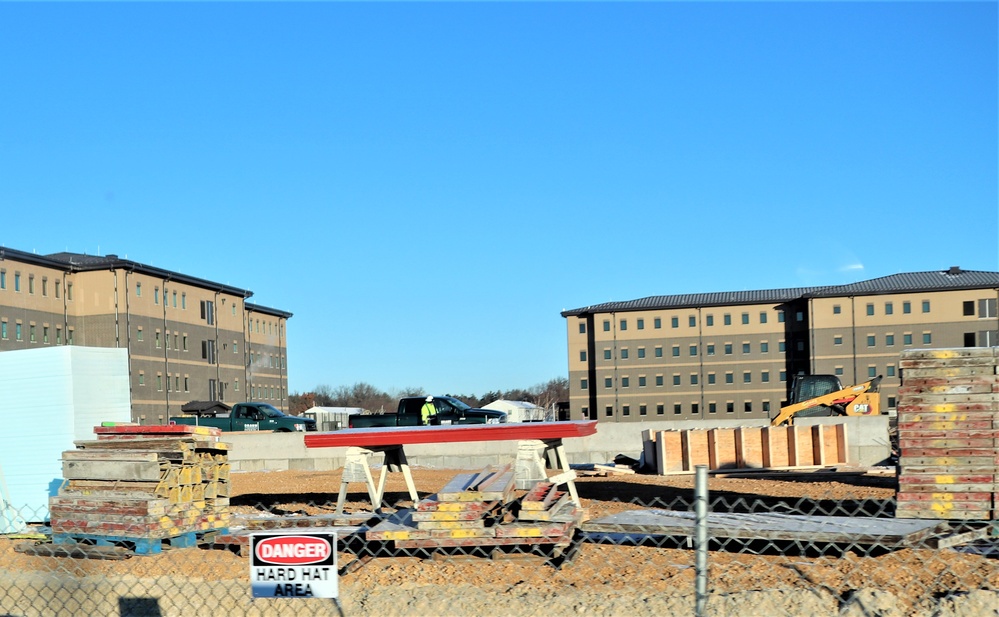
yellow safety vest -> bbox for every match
[421,402,436,424]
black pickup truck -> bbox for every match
[347,395,507,429]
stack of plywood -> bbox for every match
[367,466,581,556]
[49,424,231,554]
[895,348,998,520]
[643,424,849,475]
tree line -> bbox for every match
[288,377,569,415]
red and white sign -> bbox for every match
[251,532,338,599]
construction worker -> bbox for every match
[421,396,437,425]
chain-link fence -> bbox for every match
[2,460,997,617]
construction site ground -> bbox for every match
[2,467,998,617]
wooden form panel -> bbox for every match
[643,424,849,475]
[895,348,998,521]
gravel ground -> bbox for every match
[1,467,997,617]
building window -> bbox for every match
[622,405,630,416]
[689,316,696,327]
[904,333,913,345]
[639,404,647,416]
[29,324,36,342]
[621,349,629,360]
[580,350,587,361]
[184,377,189,392]
[761,371,770,383]
[138,372,144,386]
[743,371,751,383]
[725,372,734,384]
[672,345,680,357]
[887,365,896,377]
[157,375,163,391]
[691,403,699,414]
[656,375,664,386]
[657,404,664,415]
[172,291,178,308]
[760,341,769,353]
[41,278,47,296]
[709,403,717,414]
[0,270,5,289]
[689,345,697,356]
[867,335,876,347]
[726,402,735,413]
[636,318,644,330]
[922,300,931,313]
[708,373,716,384]
[580,379,588,390]
[886,334,895,346]
[182,293,187,309]
[903,301,911,314]
[67,283,73,301]
[885,302,893,315]
[741,313,749,325]
[762,401,770,413]
[780,371,787,382]
[603,320,610,332]
[637,347,645,359]
[604,349,612,360]
[671,316,679,328]
[706,344,715,355]
[724,343,733,355]
[639,376,647,387]
[136,282,142,297]
[706,315,714,326]
[724,314,732,326]
[621,377,630,388]
[154,287,160,305]
[654,318,661,329]
[979,299,997,318]
[690,374,698,385]
[620,319,627,331]
[796,311,804,322]
[760,311,768,324]
[833,305,841,314]
[923,332,932,344]
[604,378,613,388]
[868,366,877,378]
[673,404,682,415]
[42,326,49,344]
[742,342,750,354]
[655,346,663,358]
[865,303,874,316]
[835,366,844,376]
[14,273,20,292]
[56,327,62,344]
[833,335,842,346]
[744,402,753,413]
[778,310,785,323]
[673,375,681,386]
[54,280,60,298]
[155,331,161,348]
[184,335,188,351]
[605,406,613,417]
[779,340,786,352]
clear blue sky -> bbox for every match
[1,2,996,397]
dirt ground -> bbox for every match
[1,467,998,617]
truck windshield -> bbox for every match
[256,404,285,418]
[441,397,472,412]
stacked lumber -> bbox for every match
[49,424,231,554]
[895,348,999,521]
[643,424,849,475]
[366,466,581,554]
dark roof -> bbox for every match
[246,302,294,319]
[181,400,231,415]
[44,252,253,298]
[561,267,999,316]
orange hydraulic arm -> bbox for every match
[771,377,882,427]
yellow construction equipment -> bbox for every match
[770,375,882,427]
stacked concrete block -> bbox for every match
[895,348,999,520]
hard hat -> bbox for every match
[425,396,433,402]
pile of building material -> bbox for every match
[642,424,849,475]
[895,348,998,521]
[48,424,231,555]
[366,466,581,560]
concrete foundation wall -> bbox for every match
[224,417,890,472]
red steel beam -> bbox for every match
[304,421,598,449]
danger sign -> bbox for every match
[250,533,338,598]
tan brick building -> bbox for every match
[562,267,999,422]
[0,247,291,424]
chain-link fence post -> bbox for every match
[694,464,709,617]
